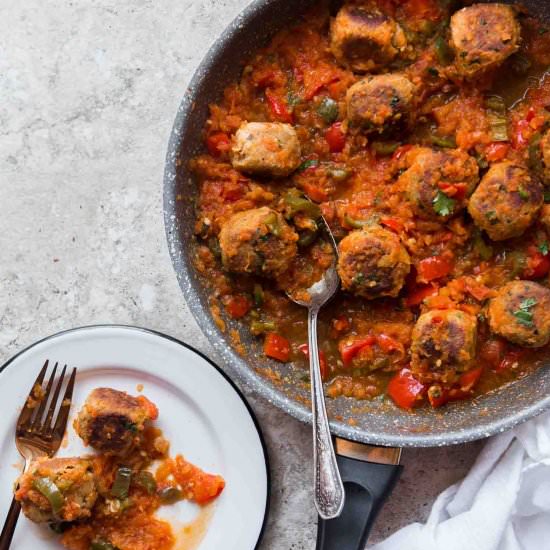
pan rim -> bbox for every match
[162,0,550,448]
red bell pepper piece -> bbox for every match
[458,366,483,391]
[427,385,449,408]
[523,247,550,279]
[325,122,346,153]
[264,333,291,362]
[338,336,376,367]
[485,142,509,162]
[302,181,328,203]
[380,217,403,233]
[224,295,252,319]
[417,256,453,283]
[437,181,467,200]
[265,88,293,123]
[206,132,231,157]
[298,343,328,380]
[513,119,531,149]
[405,283,438,307]
[387,369,426,409]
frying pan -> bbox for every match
[164,0,550,547]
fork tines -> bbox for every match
[17,360,77,438]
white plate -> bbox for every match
[0,325,269,550]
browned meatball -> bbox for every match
[330,3,407,72]
[15,457,97,523]
[74,388,158,455]
[231,122,301,177]
[219,207,298,278]
[346,73,415,134]
[399,147,479,220]
[337,225,411,299]
[411,309,478,383]
[468,162,543,241]
[450,3,520,78]
[488,280,550,347]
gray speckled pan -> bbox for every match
[164,0,550,447]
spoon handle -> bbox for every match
[308,307,345,520]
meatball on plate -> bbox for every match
[15,458,97,523]
[74,387,158,455]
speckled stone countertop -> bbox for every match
[0,0,483,547]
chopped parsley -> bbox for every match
[513,297,537,328]
[539,241,549,256]
[433,190,456,217]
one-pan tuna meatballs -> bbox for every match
[330,3,407,72]
[346,74,415,135]
[450,3,521,78]
[399,147,479,221]
[488,281,550,347]
[219,207,298,278]
[468,162,543,241]
[74,388,158,455]
[231,122,301,177]
[337,225,411,299]
[14,457,97,523]
[410,309,478,383]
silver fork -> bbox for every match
[0,360,77,550]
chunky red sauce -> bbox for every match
[191,1,550,409]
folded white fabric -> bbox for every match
[370,411,550,550]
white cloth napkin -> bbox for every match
[370,411,550,550]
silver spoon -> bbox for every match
[286,216,345,520]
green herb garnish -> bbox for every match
[539,242,549,256]
[433,190,456,216]
[513,297,537,327]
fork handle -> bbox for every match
[0,497,21,550]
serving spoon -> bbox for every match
[286,216,345,520]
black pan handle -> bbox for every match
[316,454,402,550]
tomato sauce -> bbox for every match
[190,2,550,409]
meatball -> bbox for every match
[411,309,478,382]
[399,147,479,220]
[219,207,298,278]
[231,122,301,177]
[74,388,158,455]
[346,74,415,134]
[450,3,520,78]
[15,457,97,523]
[488,281,550,347]
[330,3,407,72]
[337,225,411,299]
[468,162,543,241]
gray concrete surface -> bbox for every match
[0,0,483,547]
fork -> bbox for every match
[0,360,77,550]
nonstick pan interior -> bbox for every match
[164,0,550,447]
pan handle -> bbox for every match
[315,453,402,550]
